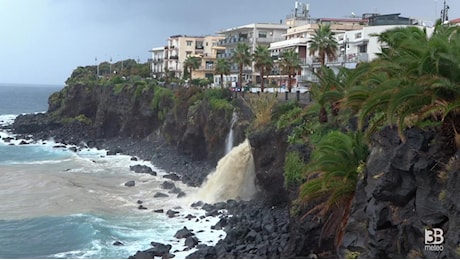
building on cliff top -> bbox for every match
[149,34,224,83]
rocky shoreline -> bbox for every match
[6,113,295,259]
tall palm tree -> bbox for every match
[308,24,339,65]
[183,56,201,85]
[280,49,301,92]
[252,45,273,92]
[232,43,251,90]
[214,58,231,89]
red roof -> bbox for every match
[450,18,460,24]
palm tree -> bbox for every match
[183,56,201,85]
[308,24,339,65]
[311,66,345,123]
[280,49,301,92]
[214,58,231,89]
[252,45,273,92]
[343,25,460,145]
[299,131,368,249]
[232,43,251,90]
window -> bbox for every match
[355,32,362,39]
[186,51,192,57]
[359,44,367,53]
[186,41,193,46]
[258,31,267,38]
[196,41,204,49]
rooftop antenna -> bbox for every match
[441,0,450,23]
[295,1,299,17]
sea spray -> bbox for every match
[224,111,238,155]
[194,139,258,203]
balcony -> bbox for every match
[218,37,250,46]
[256,37,286,44]
[152,58,164,64]
[169,55,179,60]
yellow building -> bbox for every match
[164,35,224,81]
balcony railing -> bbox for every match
[152,58,164,64]
[218,37,250,46]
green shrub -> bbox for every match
[209,97,233,111]
[276,106,303,130]
[284,151,307,187]
[204,88,232,100]
[151,86,174,121]
[62,114,92,125]
[113,83,126,95]
[272,101,299,122]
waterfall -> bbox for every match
[194,139,258,204]
[224,111,238,155]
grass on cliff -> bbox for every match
[151,86,174,121]
[244,93,277,129]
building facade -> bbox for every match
[150,35,224,82]
[149,46,165,79]
[214,23,289,87]
[269,13,434,88]
[269,18,367,87]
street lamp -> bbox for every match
[95,57,99,77]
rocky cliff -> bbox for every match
[11,80,460,258]
[340,126,460,258]
[13,83,238,165]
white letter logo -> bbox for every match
[425,228,444,245]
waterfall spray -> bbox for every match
[225,111,238,155]
[194,139,258,204]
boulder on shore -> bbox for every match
[129,164,156,175]
[166,209,179,218]
[174,226,194,239]
[154,192,169,198]
[129,242,173,259]
[161,181,176,190]
[124,180,135,187]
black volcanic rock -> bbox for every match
[163,173,181,181]
[174,226,194,239]
[160,181,176,190]
[129,242,173,259]
[129,164,156,175]
[184,236,199,249]
[153,192,169,198]
[124,180,135,187]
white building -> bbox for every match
[149,47,165,79]
[338,24,434,69]
[269,18,367,87]
[269,13,435,87]
[214,23,289,87]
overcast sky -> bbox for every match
[0,0,458,86]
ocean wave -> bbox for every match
[0,114,17,127]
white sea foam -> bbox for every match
[0,114,17,127]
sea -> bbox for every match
[0,83,228,259]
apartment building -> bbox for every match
[215,23,289,87]
[160,34,224,81]
[269,17,367,87]
[193,35,226,80]
[269,13,433,87]
[149,46,165,79]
